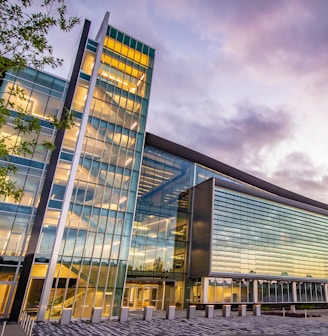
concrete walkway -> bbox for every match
[31,309,328,336]
[2,322,26,336]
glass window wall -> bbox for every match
[130,147,193,308]
[43,28,154,319]
[212,187,328,279]
[0,68,63,318]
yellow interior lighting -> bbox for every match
[30,264,48,277]
[100,53,142,78]
[104,37,149,67]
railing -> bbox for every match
[51,288,92,317]
[0,318,7,336]
[21,312,34,336]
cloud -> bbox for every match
[145,0,328,205]
[149,100,293,165]
[150,96,328,203]
[197,1,328,77]
[42,0,328,204]
[269,152,328,203]
[153,0,328,83]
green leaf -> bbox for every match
[0,0,80,201]
[42,141,56,151]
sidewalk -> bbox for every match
[3,309,328,336]
[2,322,26,336]
[32,309,328,336]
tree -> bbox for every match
[0,0,80,201]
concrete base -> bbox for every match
[119,307,129,322]
[166,306,175,320]
[290,305,296,313]
[60,308,72,325]
[238,304,247,317]
[187,305,196,319]
[223,305,231,317]
[205,305,214,318]
[143,306,154,321]
[92,307,102,323]
[253,304,261,316]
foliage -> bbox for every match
[0,0,80,72]
[298,304,316,310]
[0,0,80,201]
[153,257,164,272]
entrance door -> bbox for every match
[124,285,159,310]
[143,286,158,307]
[123,286,142,309]
[164,282,175,310]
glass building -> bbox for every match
[136,134,328,308]
[0,13,155,321]
[0,65,67,320]
[1,13,328,323]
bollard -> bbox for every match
[283,307,285,317]
[238,304,246,317]
[290,305,296,313]
[253,304,261,316]
[60,308,73,325]
[92,307,102,323]
[187,305,196,319]
[119,307,129,322]
[143,306,154,321]
[205,305,214,318]
[166,306,175,320]
[305,309,307,319]
[223,305,231,317]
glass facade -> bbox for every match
[196,277,326,304]
[0,68,66,317]
[0,17,155,321]
[212,187,328,279]
[36,27,155,319]
[128,146,249,309]
[188,184,328,305]
[206,278,253,303]
[128,146,193,309]
[1,13,328,322]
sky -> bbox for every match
[46,0,328,203]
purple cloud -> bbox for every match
[269,152,328,203]
[149,100,293,160]
[42,0,328,204]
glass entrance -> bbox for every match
[123,284,159,309]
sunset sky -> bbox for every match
[47,0,328,203]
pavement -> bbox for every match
[4,309,328,336]
[2,322,26,336]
